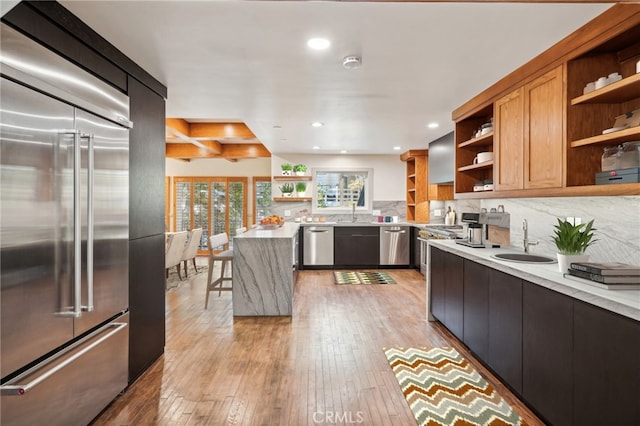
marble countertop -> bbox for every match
[237,222,300,238]
[428,239,640,321]
[298,221,417,227]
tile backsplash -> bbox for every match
[436,196,639,264]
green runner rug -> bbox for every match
[333,271,396,285]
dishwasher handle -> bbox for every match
[383,229,406,233]
[308,230,329,233]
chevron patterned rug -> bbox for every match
[384,346,528,426]
[334,271,396,285]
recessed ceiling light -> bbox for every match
[311,122,324,127]
[307,38,330,50]
[340,150,347,154]
[312,146,320,150]
[393,146,401,150]
[427,122,439,129]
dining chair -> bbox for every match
[165,231,189,280]
[181,228,203,277]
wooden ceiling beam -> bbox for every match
[189,122,256,139]
[165,118,190,136]
[166,143,271,159]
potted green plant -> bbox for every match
[279,182,294,197]
[281,163,293,176]
[295,181,307,197]
[293,164,307,176]
[552,218,597,273]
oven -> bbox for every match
[418,226,462,275]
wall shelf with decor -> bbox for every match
[454,104,494,195]
[273,197,312,202]
[273,176,312,200]
[273,176,312,181]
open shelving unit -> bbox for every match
[272,175,313,201]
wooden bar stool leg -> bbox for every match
[219,260,227,296]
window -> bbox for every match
[312,168,373,214]
[172,177,247,253]
[253,177,272,223]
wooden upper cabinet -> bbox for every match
[494,66,564,192]
[524,66,564,189]
[452,5,640,198]
[494,87,524,191]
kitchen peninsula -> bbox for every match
[232,223,299,316]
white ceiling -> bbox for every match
[60,1,609,155]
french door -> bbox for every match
[173,177,247,253]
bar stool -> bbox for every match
[205,232,234,309]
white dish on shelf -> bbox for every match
[602,126,628,135]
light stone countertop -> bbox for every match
[428,239,640,322]
[236,222,300,238]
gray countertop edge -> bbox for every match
[428,239,640,322]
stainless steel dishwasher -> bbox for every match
[380,226,410,265]
[303,226,334,266]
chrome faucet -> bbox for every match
[523,219,539,253]
[352,203,357,222]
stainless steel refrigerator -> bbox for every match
[0,24,131,425]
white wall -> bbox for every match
[271,154,405,201]
[166,157,271,176]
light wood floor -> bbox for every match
[93,264,543,425]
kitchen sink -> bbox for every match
[491,253,556,264]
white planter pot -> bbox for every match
[281,170,292,176]
[295,171,306,176]
[296,191,306,197]
[282,192,292,197]
[557,253,589,274]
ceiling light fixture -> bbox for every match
[311,122,324,127]
[393,146,401,151]
[307,38,330,50]
[427,122,439,129]
[312,146,320,150]
[340,150,347,154]
[342,55,362,70]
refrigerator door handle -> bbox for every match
[82,133,94,312]
[73,130,83,318]
[0,321,127,396]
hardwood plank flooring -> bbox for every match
[93,265,543,425]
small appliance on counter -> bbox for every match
[456,213,486,248]
[456,211,510,248]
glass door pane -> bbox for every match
[211,181,227,238]
[228,181,245,240]
[193,181,209,251]
[175,180,191,232]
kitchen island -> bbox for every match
[232,223,299,316]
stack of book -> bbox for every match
[564,262,640,290]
